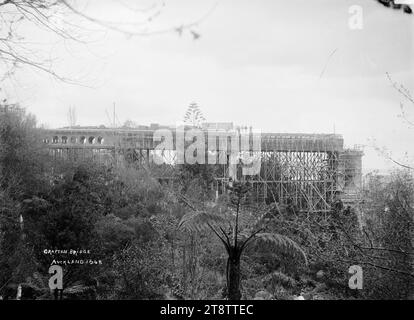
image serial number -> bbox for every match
[203,304,254,315]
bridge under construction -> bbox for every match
[41,123,363,213]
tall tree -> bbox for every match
[0,103,48,197]
[183,102,206,128]
[0,103,48,298]
[361,171,414,298]
[178,181,307,300]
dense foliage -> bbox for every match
[0,106,413,300]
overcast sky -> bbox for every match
[1,0,413,173]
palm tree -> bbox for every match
[178,181,307,300]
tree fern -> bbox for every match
[178,181,307,299]
[254,233,308,265]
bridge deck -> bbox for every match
[42,129,344,153]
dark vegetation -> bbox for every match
[0,105,412,300]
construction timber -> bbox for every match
[41,125,363,213]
